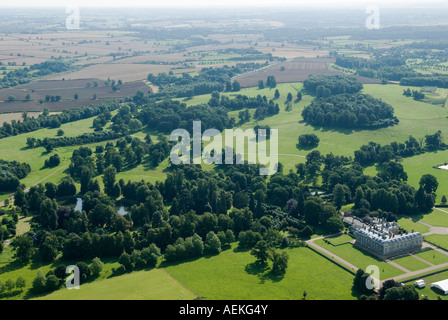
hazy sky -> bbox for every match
[0,0,445,8]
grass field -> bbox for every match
[392,255,431,272]
[397,216,430,234]
[313,239,404,279]
[418,209,448,228]
[35,268,197,300]
[425,235,448,250]
[164,243,357,300]
[414,249,448,265]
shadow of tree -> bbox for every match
[244,260,285,283]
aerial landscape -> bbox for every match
[3,0,448,308]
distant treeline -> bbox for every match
[0,60,71,89]
[335,55,419,82]
[0,101,120,139]
[400,75,448,88]
[146,63,267,99]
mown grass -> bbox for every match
[392,255,431,272]
[35,268,196,300]
[414,249,448,265]
[397,216,430,234]
[164,243,357,300]
[313,239,404,279]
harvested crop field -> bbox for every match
[235,58,381,87]
[0,79,150,112]
[45,63,195,82]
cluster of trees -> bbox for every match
[302,93,398,129]
[303,74,363,96]
[44,154,60,168]
[402,88,425,101]
[250,240,289,276]
[0,60,71,89]
[138,99,234,134]
[31,131,122,151]
[335,55,419,81]
[31,259,103,294]
[0,277,26,297]
[297,134,320,149]
[209,93,280,120]
[353,132,446,167]
[354,270,419,300]
[0,159,31,192]
[400,75,448,88]
[1,101,119,139]
[0,211,18,243]
[146,64,262,99]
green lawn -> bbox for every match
[164,243,356,300]
[314,239,404,279]
[392,255,431,272]
[325,234,354,246]
[419,209,448,228]
[397,216,430,234]
[414,249,448,265]
[425,234,448,251]
[35,268,196,300]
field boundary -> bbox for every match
[305,244,356,276]
[160,268,200,299]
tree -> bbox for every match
[103,165,117,197]
[266,75,276,88]
[4,279,15,292]
[74,93,79,100]
[232,81,241,92]
[118,252,133,271]
[90,257,104,277]
[271,249,289,276]
[15,276,26,292]
[419,174,439,194]
[296,91,302,101]
[258,80,265,89]
[32,271,47,294]
[274,89,280,99]
[25,94,31,102]
[205,231,221,255]
[251,240,270,263]
[442,195,447,204]
[57,129,64,136]
[7,95,16,102]
[40,234,59,261]
[45,274,60,292]
[287,92,293,102]
[76,262,91,281]
[13,235,34,263]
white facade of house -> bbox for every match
[352,221,423,257]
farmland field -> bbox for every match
[0,79,150,112]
